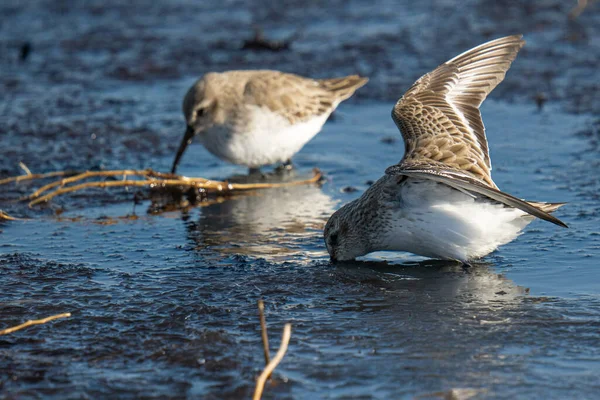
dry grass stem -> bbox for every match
[0,312,71,335]
[257,299,271,366]
[253,323,292,400]
[21,168,321,206]
[18,162,32,176]
[1,167,321,208]
[0,210,28,221]
[0,170,78,186]
[27,169,187,200]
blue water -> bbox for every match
[1,1,599,399]
[2,100,599,399]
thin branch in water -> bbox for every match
[0,210,27,221]
[27,169,193,200]
[258,299,271,367]
[253,323,292,400]
[18,162,32,176]
[1,166,322,208]
[0,170,78,186]
[29,179,202,206]
[0,312,71,335]
[26,169,322,206]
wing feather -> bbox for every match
[385,164,568,228]
[386,35,567,227]
[391,35,525,188]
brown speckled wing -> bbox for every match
[391,35,525,188]
[386,35,568,228]
[243,72,368,124]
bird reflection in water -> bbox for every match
[330,258,529,313]
[181,174,336,263]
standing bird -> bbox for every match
[171,70,368,174]
[324,35,567,263]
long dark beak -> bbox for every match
[329,250,337,263]
[171,125,195,173]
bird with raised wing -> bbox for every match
[171,70,368,174]
[324,35,567,263]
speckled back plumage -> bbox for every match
[242,71,368,123]
[184,70,368,126]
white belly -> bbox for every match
[199,105,329,167]
[381,180,533,262]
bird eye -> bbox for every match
[330,232,339,246]
[195,108,205,118]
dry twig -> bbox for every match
[26,169,186,200]
[0,312,71,335]
[253,323,292,400]
[0,170,77,186]
[18,162,32,176]
[1,166,321,209]
[24,169,322,206]
[0,210,21,221]
[257,299,271,366]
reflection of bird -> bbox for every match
[337,260,528,307]
[171,70,368,174]
[188,184,336,262]
[324,35,567,263]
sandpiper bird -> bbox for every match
[324,35,567,263]
[170,70,368,174]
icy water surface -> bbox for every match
[1,0,600,399]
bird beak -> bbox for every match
[171,125,195,173]
[329,250,337,263]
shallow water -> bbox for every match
[1,1,600,399]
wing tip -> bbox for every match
[557,220,569,228]
[540,208,568,228]
[448,34,526,65]
[527,201,568,228]
[544,207,569,229]
[320,75,369,88]
[487,33,525,44]
[319,75,369,101]
[547,215,569,228]
[494,34,526,52]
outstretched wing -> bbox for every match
[391,35,525,188]
[387,35,567,228]
[243,72,368,124]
